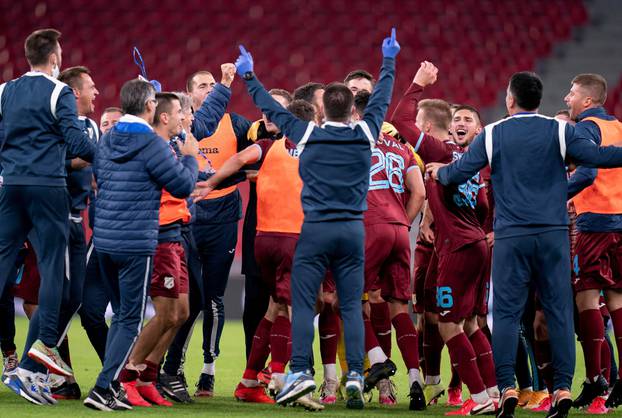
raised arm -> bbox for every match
[191,65,235,139]
[359,28,400,141]
[433,132,489,185]
[390,62,437,147]
[235,46,310,143]
[56,87,96,162]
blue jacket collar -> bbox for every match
[577,106,607,121]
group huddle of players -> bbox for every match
[2,27,622,418]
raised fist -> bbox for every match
[220,63,236,88]
[413,61,438,87]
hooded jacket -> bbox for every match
[93,114,198,255]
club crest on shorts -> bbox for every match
[164,276,175,289]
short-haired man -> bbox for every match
[392,62,497,413]
[83,80,200,411]
[427,71,622,418]
[100,107,123,133]
[353,90,427,409]
[114,92,200,407]
[163,64,252,397]
[200,29,400,409]
[293,82,325,124]
[37,65,99,400]
[345,70,375,94]
[0,28,95,405]
[195,94,313,406]
[565,73,622,410]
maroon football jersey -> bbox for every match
[365,133,417,227]
[425,142,488,256]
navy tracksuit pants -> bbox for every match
[20,217,88,372]
[0,185,69,349]
[95,252,152,389]
[290,220,365,374]
[492,229,575,392]
[79,242,110,363]
[185,221,236,365]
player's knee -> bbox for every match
[368,290,383,303]
[533,311,549,340]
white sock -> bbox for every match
[471,390,491,404]
[323,364,337,381]
[425,374,441,385]
[241,378,258,388]
[408,368,422,386]
[367,347,387,365]
[487,386,500,399]
[202,362,215,375]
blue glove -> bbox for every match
[382,28,400,58]
[235,45,254,76]
[150,79,162,92]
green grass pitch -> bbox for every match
[0,316,600,416]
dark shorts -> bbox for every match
[413,241,434,313]
[254,232,298,305]
[150,242,188,299]
[13,243,40,305]
[475,246,492,316]
[436,240,489,323]
[424,249,440,313]
[364,223,411,302]
[573,232,622,292]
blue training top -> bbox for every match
[0,72,95,186]
[438,112,622,239]
[242,57,396,222]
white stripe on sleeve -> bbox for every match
[484,124,494,166]
[296,122,315,154]
[557,119,567,160]
[50,83,65,119]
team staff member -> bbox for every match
[198,99,316,405]
[84,80,200,411]
[203,29,400,409]
[428,71,622,418]
[0,28,95,405]
[565,73,622,410]
[173,64,251,396]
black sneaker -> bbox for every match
[110,380,133,410]
[408,381,426,410]
[573,375,608,408]
[363,359,397,393]
[159,372,193,403]
[52,381,81,400]
[547,389,572,418]
[84,386,129,411]
[195,373,214,397]
[605,379,622,409]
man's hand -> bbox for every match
[413,61,438,87]
[426,162,447,181]
[235,45,254,76]
[382,27,400,58]
[246,170,258,182]
[70,158,90,170]
[419,221,435,243]
[220,63,236,88]
[485,232,494,248]
[191,180,215,202]
[179,131,199,158]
